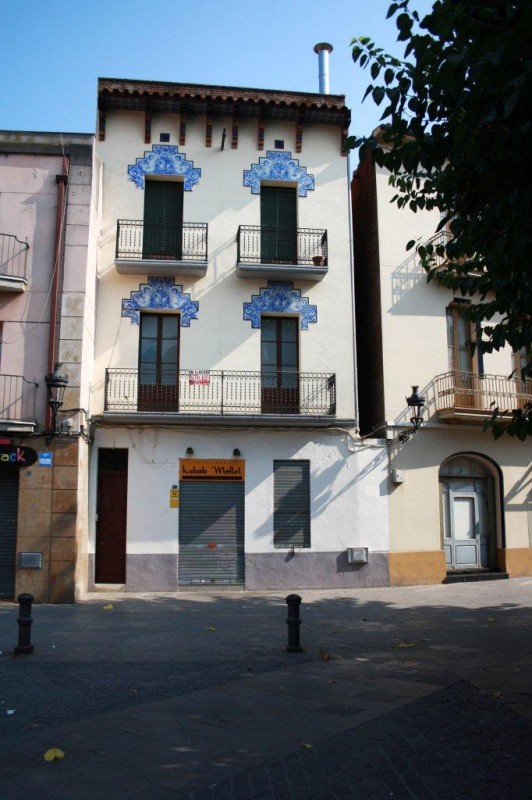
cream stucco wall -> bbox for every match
[93,111,356,419]
[89,426,389,558]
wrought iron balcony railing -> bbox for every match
[434,370,532,415]
[105,368,336,417]
[116,220,208,262]
[0,374,39,424]
[237,226,327,266]
[0,233,29,281]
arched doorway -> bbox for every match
[440,455,498,571]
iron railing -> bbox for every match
[116,220,208,262]
[105,368,336,416]
[0,233,29,281]
[434,370,532,413]
[0,374,39,423]
[237,226,328,266]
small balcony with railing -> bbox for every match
[103,368,336,426]
[0,233,29,292]
[434,371,532,422]
[0,374,39,432]
[115,220,208,277]
[237,226,328,281]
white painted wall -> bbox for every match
[89,426,389,557]
[93,111,356,418]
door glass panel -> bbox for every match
[161,340,179,362]
[453,496,476,539]
[261,318,276,340]
[261,341,277,366]
[162,316,179,338]
[281,342,298,367]
[282,318,298,340]
[141,316,158,338]
[140,340,157,362]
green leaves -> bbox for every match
[350,0,532,437]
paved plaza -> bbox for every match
[1,579,531,799]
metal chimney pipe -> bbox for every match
[313,42,333,94]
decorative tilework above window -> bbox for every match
[121,277,199,326]
[128,145,201,190]
[243,281,318,330]
[243,152,315,196]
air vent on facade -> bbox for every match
[274,140,284,149]
[160,133,170,142]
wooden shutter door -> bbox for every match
[143,181,184,259]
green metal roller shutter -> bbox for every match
[178,482,245,585]
[273,460,310,548]
[0,466,19,599]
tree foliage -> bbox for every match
[350,0,532,439]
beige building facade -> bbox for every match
[352,152,532,586]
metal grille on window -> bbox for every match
[273,460,310,548]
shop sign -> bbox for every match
[180,459,245,482]
[170,487,180,508]
[189,370,210,385]
[39,451,53,467]
[0,445,38,468]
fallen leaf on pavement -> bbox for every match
[301,742,312,749]
[102,604,113,611]
[492,691,501,698]
[487,617,497,623]
[318,649,331,660]
[206,627,216,632]
[396,642,416,648]
[6,710,15,715]
[44,748,65,762]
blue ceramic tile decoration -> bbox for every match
[122,277,199,325]
[128,145,201,190]
[243,281,318,330]
[243,151,315,196]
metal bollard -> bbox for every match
[285,593,302,653]
[14,593,34,655]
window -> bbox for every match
[514,347,532,408]
[143,179,184,260]
[273,460,310,548]
[138,313,180,411]
[446,304,479,408]
[261,316,299,414]
[260,185,297,264]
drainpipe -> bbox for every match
[46,162,70,429]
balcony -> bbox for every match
[115,220,208,277]
[434,371,532,423]
[103,368,336,426]
[0,374,39,432]
[237,226,328,281]
[0,233,29,292]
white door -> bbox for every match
[442,478,490,570]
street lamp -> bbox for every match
[45,362,69,437]
[399,385,426,443]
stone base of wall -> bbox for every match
[88,554,178,592]
[497,548,532,577]
[245,551,390,590]
[89,552,390,592]
[389,551,446,586]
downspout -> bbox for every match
[347,151,359,432]
[46,162,70,429]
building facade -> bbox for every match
[352,151,532,586]
[89,78,389,592]
[0,132,98,602]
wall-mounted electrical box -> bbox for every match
[390,469,405,484]
[347,547,368,564]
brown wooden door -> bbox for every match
[95,449,128,584]
[261,317,299,413]
[138,313,180,411]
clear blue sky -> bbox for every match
[0,0,435,138]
